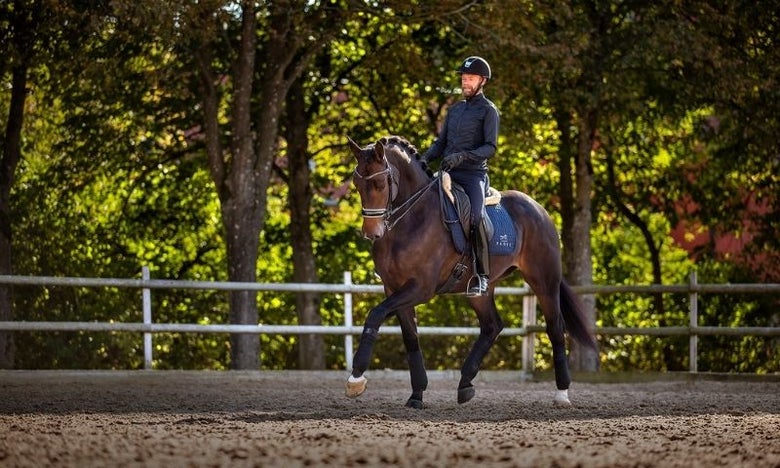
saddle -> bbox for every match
[439,172,517,255]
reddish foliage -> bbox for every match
[670,190,779,281]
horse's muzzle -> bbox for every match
[361,218,386,240]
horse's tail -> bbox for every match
[560,280,598,350]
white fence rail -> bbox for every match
[1,270,778,373]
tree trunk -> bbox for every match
[224,216,261,370]
[197,1,265,369]
[285,77,325,369]
[559,109,600,372]
[223,1,273,370]
[0,63,28,369]
[0,221,12,369]
[556,109,575,274]
[195,1,338,369]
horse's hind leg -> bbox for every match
[536,291,573,406]
[458,295,504,404]
[397,306,428,409]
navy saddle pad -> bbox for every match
[486,203,517,255]
[442,190,518,256]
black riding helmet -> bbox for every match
[456,56,491,80]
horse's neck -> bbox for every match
[387,155,429,200]
[398,177,430,201]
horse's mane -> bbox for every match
[376,135,420,163]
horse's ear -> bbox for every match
[347,136,362,159]
[373,140,386,161]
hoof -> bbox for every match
[405,398,424,409]
[553,389,571,407]
[345,375,367,398]
[457,385,475,404]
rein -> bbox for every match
[354,161,440,231]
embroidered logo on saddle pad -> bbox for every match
[485,203,517,255]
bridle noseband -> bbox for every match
[353,160,394,218]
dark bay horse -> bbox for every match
[346,135,596,408]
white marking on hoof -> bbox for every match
[553,389,571,407]
[345,375,367,398]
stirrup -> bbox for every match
[466,275,488,297]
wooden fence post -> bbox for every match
[522,294,537,378]
[689,270,698,373]
[142,266,152,370]
[344,271,353,371]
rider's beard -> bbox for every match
[462,84,479,98]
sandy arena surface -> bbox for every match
[0,370,778,467]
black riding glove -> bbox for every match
[441,152,467,171]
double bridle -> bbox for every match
[353,159,439,231]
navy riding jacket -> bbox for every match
[422,92,499,173]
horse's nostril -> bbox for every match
[361,222,384,240]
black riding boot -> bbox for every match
[467,225,489,296]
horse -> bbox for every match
[345,135,597,408]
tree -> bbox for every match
[0,0,37,368]
[3,0,776,373]
[174,1,365,368]
[281,75,325,369]
[1,0,113,368]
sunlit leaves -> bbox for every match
[4,0,778,372]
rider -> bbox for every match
[420,56,499,296]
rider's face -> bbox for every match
[460,73,483,98]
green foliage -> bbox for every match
[3,0,777,372]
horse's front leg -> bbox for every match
[346,281,429,400]
[345,301,391,398]
[397,306,427,409]
[458,295,504,404]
